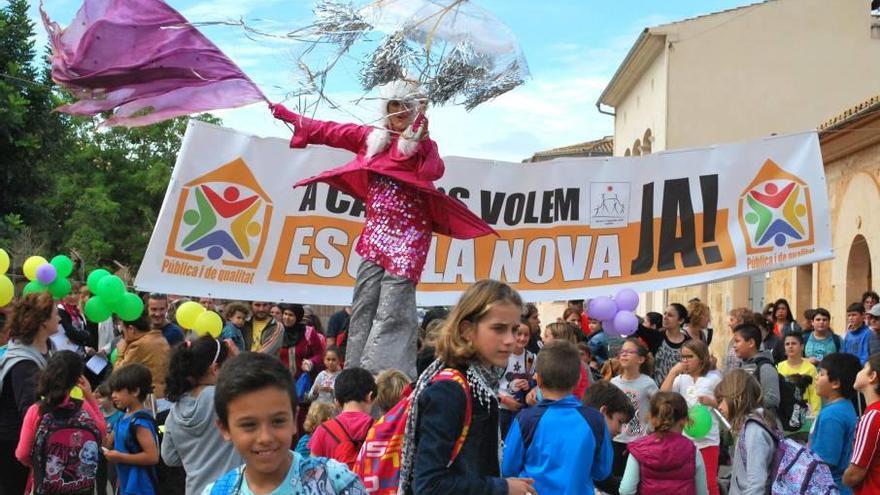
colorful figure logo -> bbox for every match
[738,159,814,254]
[166,158,273,268]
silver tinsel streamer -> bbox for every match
[464,60,525,110]
[428,41,490,106]
[360,31,420,90]
[312,0,371,49]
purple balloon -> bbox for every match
[613,310,639,336]
[589,296,618,322]
[36,264,57,285]
[615,288,640,312]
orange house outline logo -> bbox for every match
[165,158,273,269]
[737,159,814,255]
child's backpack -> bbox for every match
[123,410,162,492]
[319,418,368,469]
[752,357,801,432]
[741,418,838,495]
[354,368,471,494]
[30,403,102,494]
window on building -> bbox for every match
[624,148,631,156]
[632,139,642,156]
[872,0,880,38]
[642,129,653,154]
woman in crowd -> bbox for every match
[770,298,801,338]
[637,303,691,385]
[0,293,60,494]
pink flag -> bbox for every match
[41,0,266,127]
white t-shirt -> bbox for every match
[670,371,722,449]
[499,349,534,410]
[611,374,659,443]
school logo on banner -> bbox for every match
[165,158,273,269]
[738,159,814,255]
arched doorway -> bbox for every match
[642,129,653,154]
[847,234,872,305]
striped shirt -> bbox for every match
[850,403,880,495]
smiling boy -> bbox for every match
[204,352,366,495]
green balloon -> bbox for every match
[685,404,713,439]
[84,296,112,323]
[48,277,72,298]
[50,255,74,278]
[110,346,118,366]
[87,269,111,294]
[22,280,48,296]
[96,275,125,303]
[117,292,145,321]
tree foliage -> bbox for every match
[0,0,221,275]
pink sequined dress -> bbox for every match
[356,174,432,283]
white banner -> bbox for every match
[135,121,832,305]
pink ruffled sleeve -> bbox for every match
[15,404,40,466]
[82,398,108,439]
[272,104,370,153]
[417,140,444,181]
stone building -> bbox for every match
[594,0,880,358]
[765,96,880,329]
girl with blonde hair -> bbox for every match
[661,339,722,495]
[714,370,776,494]
[400,280,535,495]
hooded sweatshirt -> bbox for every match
[0,340,48,441]
[161,386,241,495]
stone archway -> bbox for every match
[847,234,872,305]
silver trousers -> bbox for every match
[346,260,418,379]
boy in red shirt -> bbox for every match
[845,353,880,494]
[308,367,376,466]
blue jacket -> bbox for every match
[220,323,246,352]
[161,322,185,347]
[844,325,871,365]
[502,395,613,495]
[412,379,507,495]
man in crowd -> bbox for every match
[147,293,184,346]
[242,301,282,354]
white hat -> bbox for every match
[365,79,427,159]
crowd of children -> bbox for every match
[2,286,880,494]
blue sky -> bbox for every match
[30,0,751,161]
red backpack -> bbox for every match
[319,418,368,469]
[31,404,101,494]
[354,369,471,494]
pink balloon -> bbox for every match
[613,310,639,336]
[589,296,618,322]
[615,288,640,312]
[36,263,57,285]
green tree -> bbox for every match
[0,0,222,275]
[0,0,66,225]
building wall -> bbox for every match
[665,0,880,149]
[613,50,669,156]
[766,139,880,331]
[610,0,880,357]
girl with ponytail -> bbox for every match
[15,350,107,494]
[160,337,241,494]
[620,392,709,495]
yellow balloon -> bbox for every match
[0,275,13,306]
[194,311,223,338]
[176,301,205,330]
[0,249,9,274]
[69,386,84,401]
[23,256,48,281]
